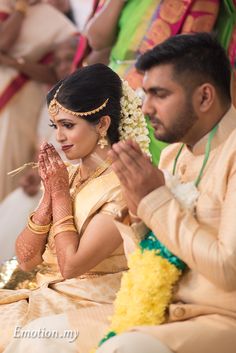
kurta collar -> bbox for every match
[188,105,236,156]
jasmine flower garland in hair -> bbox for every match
[119,80,151,157]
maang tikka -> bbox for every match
[48,84,109,118]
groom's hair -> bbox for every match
[136,32,231,104]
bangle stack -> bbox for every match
[15,0,28,15]
[51,215,77,238]
[27,212,51,235]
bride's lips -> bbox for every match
[61,145,73,151]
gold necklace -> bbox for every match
[70,158,112,201]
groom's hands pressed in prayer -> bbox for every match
[109,140,165,215]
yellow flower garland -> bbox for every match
[97,231,186,349]
[110,249,181,333]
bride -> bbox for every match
[0,63,150,351]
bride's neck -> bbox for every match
[80,145,111,180]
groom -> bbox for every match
[103,32,236,353]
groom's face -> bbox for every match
[142,64,198,144]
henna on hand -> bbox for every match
[39,143,70,199]
[16,234,44,264]
[35,145,53,224]
[15,228,48,269]
[51,175,70,199]
[34,196,52,225]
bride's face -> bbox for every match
[49,110,100,160]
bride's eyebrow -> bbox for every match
[57,119,75,123]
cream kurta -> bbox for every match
[0,171,127,352]
[121,105,236,353]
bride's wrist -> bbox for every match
[35,200,52,225]
[28,212,51,235]
[51,187,70,200]
[31,211,51,227]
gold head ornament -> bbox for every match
[48,84,109,118]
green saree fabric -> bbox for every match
[215,0,236,70]
[109,0,166,164]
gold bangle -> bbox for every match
[27,212,51,235]
[15,0,28,15]
[51,215,76,238]
[53,215,74,227]
[27,224,49,235]
[51,221,74,229]
[52,224,77,238]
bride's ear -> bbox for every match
[96,115,111,134]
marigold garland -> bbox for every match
[98,231,186,347]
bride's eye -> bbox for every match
[48,123,57,129]
[62,122,75,129]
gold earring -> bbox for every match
[98,131,108,149]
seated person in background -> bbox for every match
[0,0,76,202]
[0,63,151,352]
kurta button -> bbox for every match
[173,306,185,318]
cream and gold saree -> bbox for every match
[0,170,127,351]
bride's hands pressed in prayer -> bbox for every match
[38,142,70,199]
[15,142,69,270]
[15,143,69,271]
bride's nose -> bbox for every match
[56,127,66,143]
